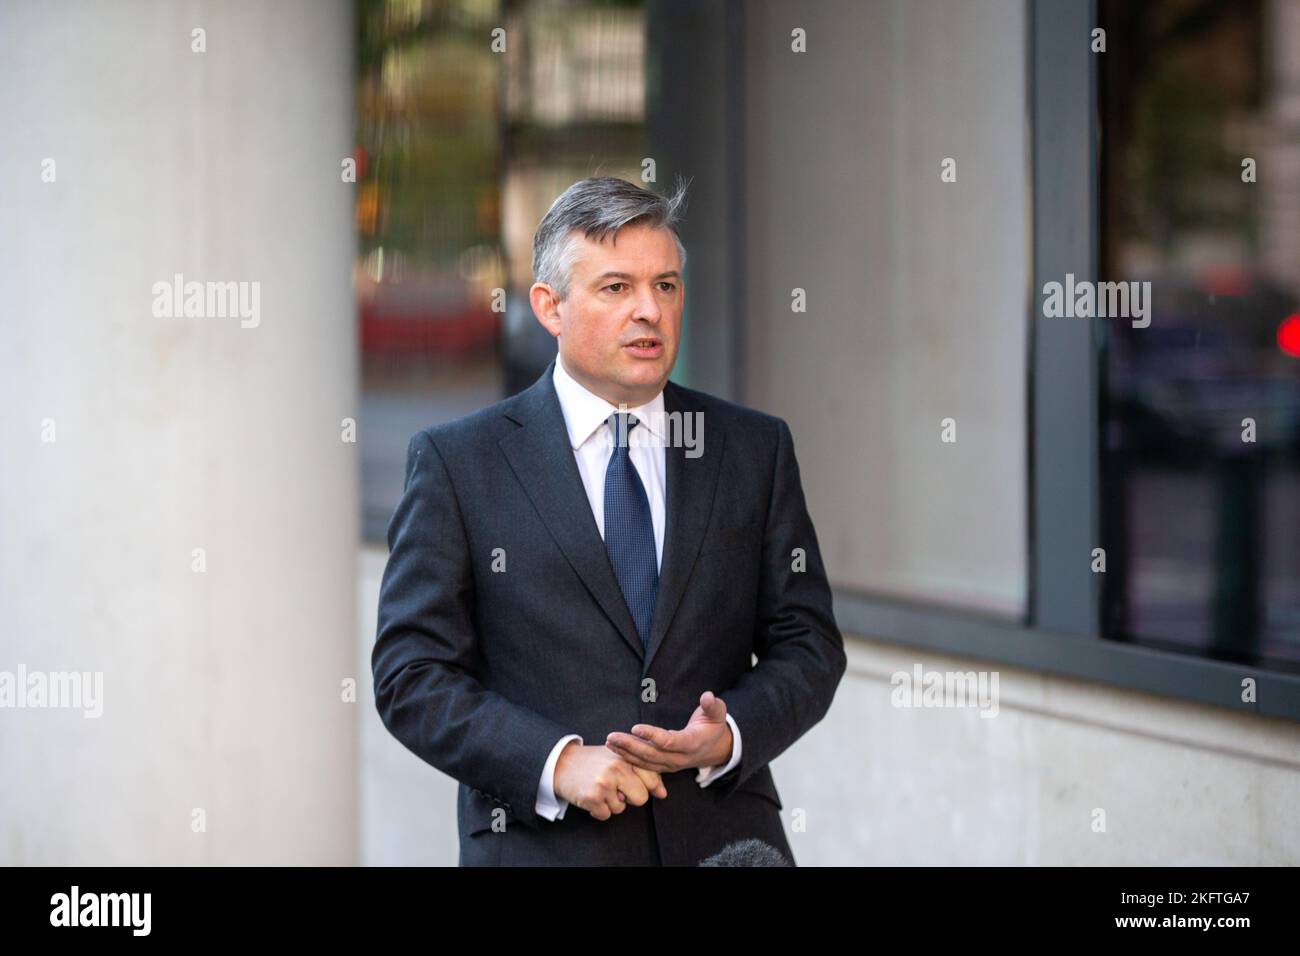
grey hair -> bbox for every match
[532,175,690,300]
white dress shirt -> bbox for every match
[534,351,743,821]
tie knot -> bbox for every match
[607,412,639,447]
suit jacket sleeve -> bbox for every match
[372,429,575,829]
[709,417,848,798]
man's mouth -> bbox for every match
[624,338,664,356]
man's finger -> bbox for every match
[628,724,679,750]
[606,742,675,773]
[607,729,677,757]
[604,735,677,772]
[629,765,669,798]
[613,765,653,806]
[575,797,611,822]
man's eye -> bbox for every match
[605,283,625,293]
[658,282,676,292]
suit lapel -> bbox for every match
[500,358,644,661]
[642,380,725,675]
[498,359,726,672]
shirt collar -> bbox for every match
[552,350,666,449]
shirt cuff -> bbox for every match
[696,714,741,787]
[535,734,583,821]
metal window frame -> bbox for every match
[827,0,1300,723]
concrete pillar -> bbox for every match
[0,0,358,863]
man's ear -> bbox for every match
[529,282,562,337]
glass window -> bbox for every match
[356,0,648,540]
[1100,0,1300,670]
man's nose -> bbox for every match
[632,286,662,322]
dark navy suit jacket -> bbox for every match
[372,357,846,865]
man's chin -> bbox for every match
[606,372,670,404]
[622,365,670,388]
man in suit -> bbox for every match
[372,176,846,866]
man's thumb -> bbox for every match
[701,690,725,718]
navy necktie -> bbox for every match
[603,412,658,650]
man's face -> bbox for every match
[530,221,683,407]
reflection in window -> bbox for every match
[356,0,506,540]
[1100,0,1300,670]
[355,0,647,540]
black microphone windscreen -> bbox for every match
[699,838,792,867]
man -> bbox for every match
[372,176,846,866]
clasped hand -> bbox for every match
[552,691,734,821]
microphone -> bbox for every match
[698,838,792,866]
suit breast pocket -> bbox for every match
[699,522,762,555]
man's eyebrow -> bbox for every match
[593,270,681,281]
